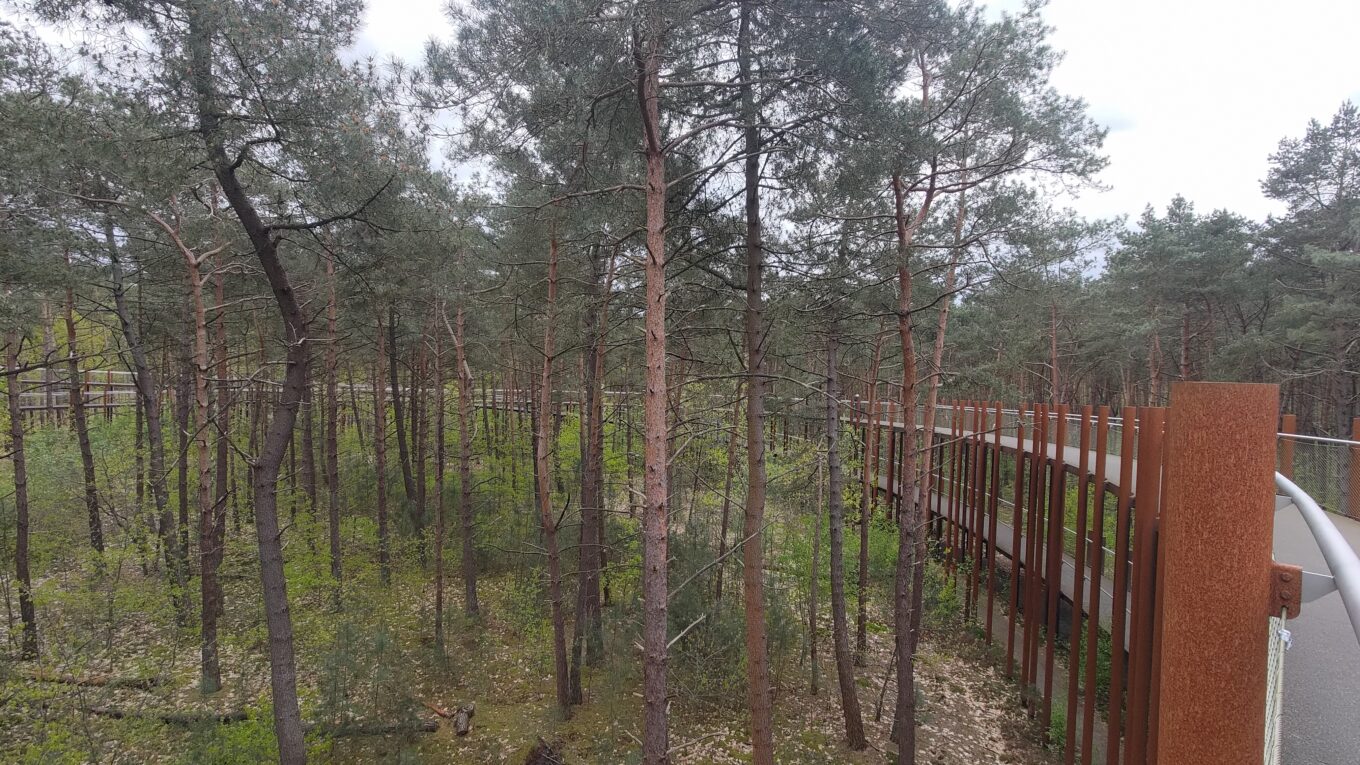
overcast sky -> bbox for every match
[358,1,1359,224]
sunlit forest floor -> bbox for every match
[0,413,1056,763]
[1,544,1054,763]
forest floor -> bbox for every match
[1,533,1057,764]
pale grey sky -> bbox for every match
[352,0,1360,224]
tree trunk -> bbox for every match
[325,248,341,589]
[809,452,822,696]
[63,275,104,556]
[433,315,446,652]
[191,4,309,752]
[534,225,571,717]
[715,393,741,602]
[174,231,220,693]
[570,244,608,703]
[825,331,867,749]
[636,15,671,761]
[892,162,938,762]
[738,5,775,760]
[212,251,230,617]
[453,307,478,614]
[374,317,391,585]
[300,365,317,515]
[6,334,39,659]
[175,349,192,576]
[857,332,884,664]
[389,309,417,505]
[105,219,187,616]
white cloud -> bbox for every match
[1022,0,1360,222]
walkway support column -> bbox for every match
[1156,382,1278,765]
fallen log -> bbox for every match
[81,705,248,724]
[26,669,167,690]
[77,705,439,735]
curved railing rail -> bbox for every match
[1276,472,1360,647]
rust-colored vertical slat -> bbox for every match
[971,402,988,620]
[871,399,882,516]
[947,401,960,570]
[986,400,1003,642]
[885,401,898,521]
[1042,405,1068,739]
[1279,413,1296,480]
[1006,404,1028,676]
[964,402,979,615]
[1155,383,1278,764]
[961,402,974,602]
[852,394,862,465]
[1024,404,1048,699]
[1125,407,1165,765]
[954,401,966,569]
[1106,407,1137,765]
[1081,406,1110,765]
[1065,405,1093,763]
[1349,417,1360,520]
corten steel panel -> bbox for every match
[1065,405,1094,764]
[1127,407,1165,765]
[1107,407,1137,765]
[1280,413,1296,480]
[970,403,986,617]
[986,401,1003,644]
[1043,406,1069,739]
[1155,382,1278,765]
[1081,406,1110,765]
[1349,417,1360,520]
[1006,404,1028,678]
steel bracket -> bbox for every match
[1270,562,1303,620]
[1300,569,1337,604]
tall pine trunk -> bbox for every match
[738,5,774,760]
[534,226,571,717]
[63,272,104,556]
[325,248,341,590]
[453,307,478,614]
[191,5,308,754]
[374,317,391,585]
[433,316,447,651]
[825,330,867,749]
[105,219,186,616]
[856,332,884,663]
[6,334,39,659]
[636,15,671,760]
[892,165,938,762]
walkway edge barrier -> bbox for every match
[1156,382,1278,765]
[1275,471,1360,647]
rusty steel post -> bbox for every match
[1349,417,1360,520]
[1020,405,1038,696]
[986,400,1002,643]
[1081,406,1110,765]
[1106,406,1137,765]
[1006,404,1027,677]
[1042,405,1068,738]
[1065,405,1093,763]
[1154,383,1278,765]
[1025,404,1048,699]
[971,403,988,616]
[1279,413,1296,480]
[885,401,897,522]
[952,402,962,568]
[1125,407,1165,765]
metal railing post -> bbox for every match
[1155,382,1278,765]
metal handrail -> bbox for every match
[1276,472,1360,648]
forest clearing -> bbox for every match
[0,0,1357,763]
